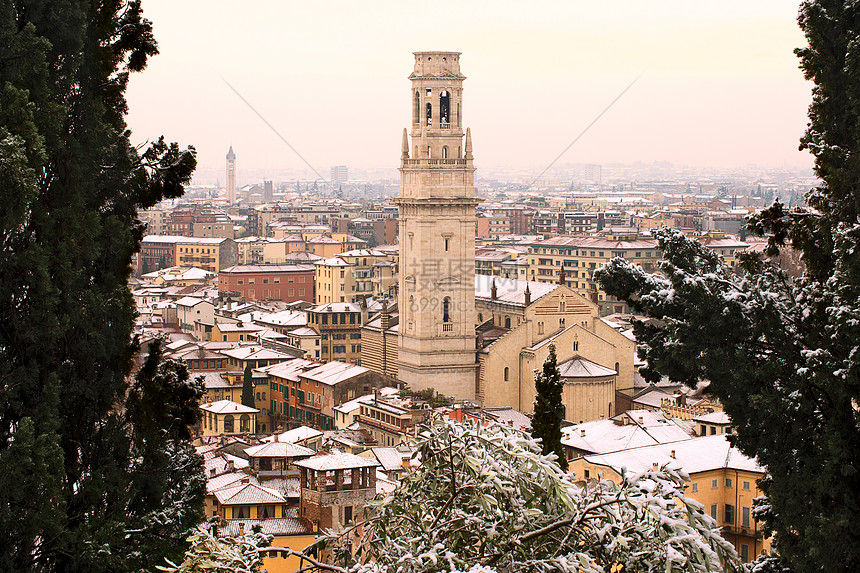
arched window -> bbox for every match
[504,367,509,381]
[504,317,511,329]
[478,313,483,322]
[440,90,450,124]
[559,297,566,313]
[560,318,565,328]
[240,414,251,432]
[426,102,432,126]
[442,146,448,159]
[223,414,234,434]
[443,297,451,323]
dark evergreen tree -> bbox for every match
[0,1,199,570]
[532,344,568,471]
[594,4,860,570]
[241,364,255,409]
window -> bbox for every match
[741,544,749,562]
[234,505,250,519]
[725,478,733,488]
[691,482,698,492]
[344,505,353,524]
[710,504,717,520]
[725,504,735,524]
[742,506,751,528]
[504,367,509,381]
[442,297,450,323]
[712,479,718,489]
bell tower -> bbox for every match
[393,52,481,399]
[226,146,237,204]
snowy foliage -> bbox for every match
[158,526,272,573]
[594,222,860,572]
[312,416,742,573]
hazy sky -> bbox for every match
[125,1,813,181]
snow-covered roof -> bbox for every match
[558,357,616,378]
[582,434,762,476]
[474,275,559,306]
[244,441,315,459]
[302,361,369,386]
[219,518,313,537]
[214,482,286,505]
[370,447,407,472]
[562,412,693,455]
[693,410,731,424]
[263,425,324,444]
[293,451,380,471]
[200,400,259,415]
[220,346,292,361]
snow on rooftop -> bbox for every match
[200,400,259,415]
[294,451,380,471]
[583,433,762,475]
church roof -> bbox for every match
[558,357,616,378]
[474,275,558,306]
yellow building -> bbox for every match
[474,276,636,418]
[212,320,266,343]
[528,231,660,315]
[199,400,258,436]
[235,236,291,265]
[568,434,770,563]
[314,250,398,305]
[359,277,637,422]
[175,237,238,273]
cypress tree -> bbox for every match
[241,364,255,409]
[532,344,568,471]
[0,1,199,570]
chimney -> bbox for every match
[227,459,235,472]
[670,449,676,459]
[638,416,644,425]
[652,462,658,472]
[238,522,245,536]
[580,429,585,437]
[274,431,279,443]
[360,296,368,326]
[490,278,497,301]
[559,267,566,286]
[524,283,531,306]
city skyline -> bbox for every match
[126,1,814,182]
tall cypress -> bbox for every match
[532,344,568,471]
[0,1,199,570]
[241,364,255,408]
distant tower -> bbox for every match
[226,146,236,204]
[393,52,481,399]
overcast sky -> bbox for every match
[125,1,813,181]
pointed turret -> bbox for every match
[465,127,473,159]
[524,282,531,306]
[401,128,410,159]
[227,145,235,160]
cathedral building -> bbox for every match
[379,52,636,423]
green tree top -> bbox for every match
[532,344,568,471]
[241,364,255,408]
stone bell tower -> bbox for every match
[393,52,481,399]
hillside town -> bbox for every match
[123,55,808,568]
